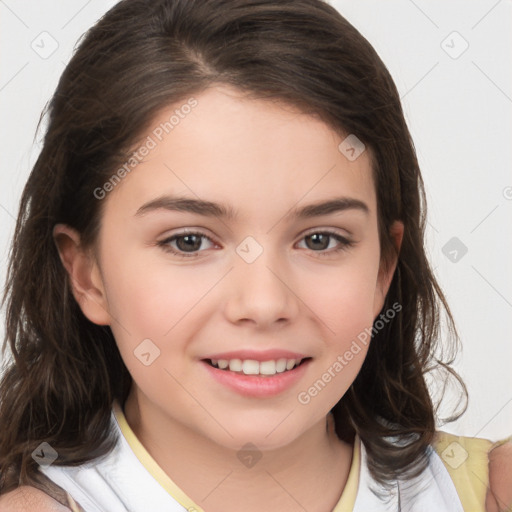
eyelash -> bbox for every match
[157,229,354,259]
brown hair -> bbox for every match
[0,0,466,498]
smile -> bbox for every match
[201,356,312,398]
[206,357,309,376]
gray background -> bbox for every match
[1,0,511,441]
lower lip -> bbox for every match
[201,359,311,398]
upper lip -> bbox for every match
[201,349,310,362]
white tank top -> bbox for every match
[40,402,464,512]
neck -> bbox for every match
[123,389,354,512]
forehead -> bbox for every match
[102,85,376,222]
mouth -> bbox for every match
[203,357,312,377]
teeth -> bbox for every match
[242,360,260,375]
[229,359,243,372]
[209,357,303,375]
[260,360,276,375]
[275,358,287,373]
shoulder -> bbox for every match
[486,439,512,512]
[432,431,512,512]
[0,485,71,511]
[433,430,492,474]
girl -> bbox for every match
[0,0,510,510]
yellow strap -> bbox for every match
[433,431,492,512]
[113,401,206,512]
[332,435,360,511]
[65,492,84,512]
[490,435,512,450]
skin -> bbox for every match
[52,85,403,511]
[0,487,71,511]
[486,441,512,512]
[2,86,509,512]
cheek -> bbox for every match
[307,252,381,335]
[100,244,229,387]
[316,280,376,382]
[300,246,381,401]
[299,276,378,409]
[295,281,376,413]
[102,247,220,335]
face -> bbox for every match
[59,85,399,451]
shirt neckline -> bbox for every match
[112,400,360,511]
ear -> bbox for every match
[53,224,111,326]
[373,220,404,316]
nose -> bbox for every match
[223,249,300,328]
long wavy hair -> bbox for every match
[0,0,466,499]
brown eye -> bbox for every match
[175,234,204,252]
[158,231,216,257]
[304,233,331,251]
[297,231,354,256]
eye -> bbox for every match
[157,229,353,259]
[158,231,216,258]
[297,230,353,255]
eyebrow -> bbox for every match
[134,195,369,220]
